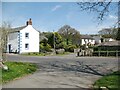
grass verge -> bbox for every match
[93,71,120,90]
[20,52,46,56]
[56,52,71,56]
[20,52,71,56]
[0,61,37,84]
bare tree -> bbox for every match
[77,0,118,21]
[0,22,11,61]
[0,27,2,60]
[77,0,120,40]
[58,25,81,45]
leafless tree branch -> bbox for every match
[77,0,116,21]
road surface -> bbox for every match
[3,53,118,88]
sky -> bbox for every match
[1,1,118,34]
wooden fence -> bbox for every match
[93,51,120,57]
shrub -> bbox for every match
[64,45,77,52]
[55,41,67,49]
[28,53,31,55]
[40,43,44,50]
[40,43,52,52]
[93,46,120,51]
[44,44,52,52]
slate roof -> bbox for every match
[97,41,120,46]
[81,35,94,40]
[92,36,101,40]
[9,26,27,33]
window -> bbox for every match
[25,43,29,49]
[25,33,29,38]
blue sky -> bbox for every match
[2,2,118,34]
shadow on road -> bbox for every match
[38,61,116,76]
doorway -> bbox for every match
[8,44,11,53]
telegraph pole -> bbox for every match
[53,30,56,54]
[66,28,69,45]
[39,32,41,54]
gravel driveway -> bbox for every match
[3,54,118,88]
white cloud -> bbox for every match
[109,15,118,20]
[51,5,62,12]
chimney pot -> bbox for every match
[28,18,32,25]
[26,21,28,26]
[26,18,32,26]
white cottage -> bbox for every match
[7,18,39,54]
[80,35,95,46]
[92,35,102,44]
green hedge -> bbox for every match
[93,51,120,56]
[93,46,120,56]
[94,46,120,51]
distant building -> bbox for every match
[97,41,119,46]
[104,38,116,42]
[80,35,95,46]
[92,35,102,44]
[7,18,39,54]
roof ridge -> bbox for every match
[9,25,27,33]
[12,25,26,29]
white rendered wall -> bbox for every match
[7,32,18,52]
[81,39,95,45]
[19,25,39,53]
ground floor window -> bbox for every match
[25,43,29,50]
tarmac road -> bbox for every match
[3,54,118,88]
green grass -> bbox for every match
[93,71,120,90]
[21,52,72,56]
[20,52,46,56]
[56,52,71,55]
[0,61,37,84]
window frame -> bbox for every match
[25,32,29,39]
[25,43,29,50]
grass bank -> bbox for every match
[93,71,120,90]
[20,52,46,56]
[20,52,71,56]
[0,61,37,84]
[56,52,71,56]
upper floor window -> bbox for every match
[25,33,29,38]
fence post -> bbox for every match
[98,51,100,57]
[107,51,108,57]
[116,50,118,57]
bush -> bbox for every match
[56,42,66,49]
[40,43,44,50]
[64,45,77,52]
[93,46,120,56]
[45,44,52,52]
[93,51,119,56]
[93,46,120,51]
[40,43,52,52]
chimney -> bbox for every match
[26,18,32,26]
[26,21,28,26]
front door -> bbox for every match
[8,44,11,53]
